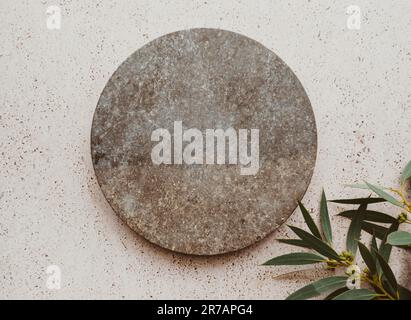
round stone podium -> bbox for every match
[91,28,317,255]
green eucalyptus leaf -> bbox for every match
[365,182,404,208]
[346,203,366,255]
[286,276,348,300]
[338,210,396,224]
[298,201,322,239]
[277,239,311,249]
[358,242,377,275]
[374,221,399,276]
[379,221,399,263]
[387,231,411,246]
[361,221,389,240]
[288,226,341,261]
[324,287,349,300]
[329,197,386,205]
[400,160,411,185]
[320,191,333,244]
[339,215,388,240]
[262,252,325,266]
[333,289,377,300]
[381,278,397,299]
[374,250,398,294]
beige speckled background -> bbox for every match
[1,0,410,299]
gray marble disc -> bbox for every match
[91,28,317,255]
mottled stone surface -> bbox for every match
[91,28,317,255]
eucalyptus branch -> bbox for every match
[262,160,411,300]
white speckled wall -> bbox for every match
[1,0,410,299]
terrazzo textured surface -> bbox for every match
[1,0,410,298]
[91,28,317,255]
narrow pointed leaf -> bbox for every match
[320,191,332,244]
[288,226,341,261]
[346,203,366,255]
[382,278,397,298]
[365,182,403,208]
[277,239,311,249]
[379,221,399,263]
[400,160,411,185]
[262,252,325,266]
[329,197,386,205]
[338,210,396,224]
[339,215,388,240]
[286,276,348,300]
[361,221,388,240]
[333,289,377,300]
[358,242,377,275]
[324,287,349,300]
[387,231,411,246]
[298,201,322,239]
[374,221,399,275]
[374,250,398,293]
